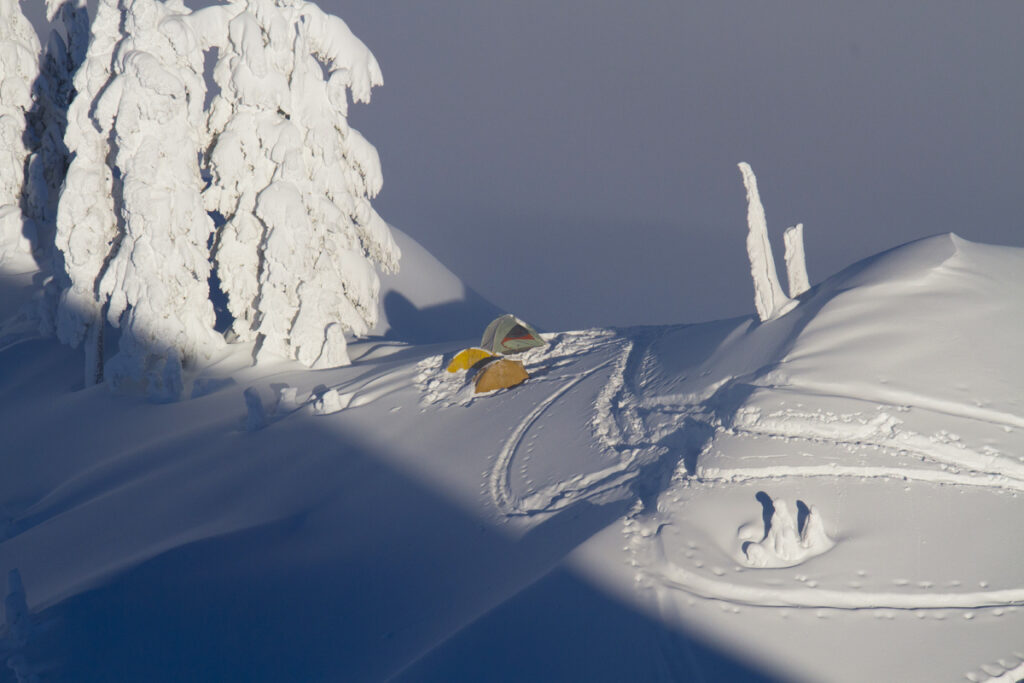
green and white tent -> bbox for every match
[480,315,545,355]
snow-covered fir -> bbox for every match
[43,0,399,398]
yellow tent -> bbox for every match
[446,347,494,373]
[474,358,529,393]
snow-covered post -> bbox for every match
[738,162,794,322]
[204,0,399,368]
[783,223,810,297]
[0,0,41,261]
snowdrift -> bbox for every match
[1,234,1023,682]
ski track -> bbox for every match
[697,464,1024,493]
[650,553,1024,611]
[489,356,619,516]
[760,379,1024,432]
[472,326,1024,615]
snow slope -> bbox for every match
[1,233,1023,682]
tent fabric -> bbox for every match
[480,314,545,355]
[474,358,529,393]
[446,348,494,373]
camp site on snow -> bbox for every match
[446,314,546,393]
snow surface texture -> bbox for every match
[2,233,1022,681]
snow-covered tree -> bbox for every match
[204,0,399,368]
[46,0,399,396]
[738,162,794,322]
[0,0,41,261]
[91,0,223,400]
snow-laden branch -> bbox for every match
[738,162,795,322]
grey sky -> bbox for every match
[332,1,1024,330]
[26,1,1024,330]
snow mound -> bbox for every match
[2,233,1023,682]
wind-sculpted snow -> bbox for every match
[430,235,1024,633]
[3,235,1022,682]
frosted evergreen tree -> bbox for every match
[47,0,399,395]
[204,0,399,368]
[0,0,41,261]
[90,0,223,400]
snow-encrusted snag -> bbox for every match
[783,223,810,297]
[738,162,794,322]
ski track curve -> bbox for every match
[697,464,1024,493]
[477,326,1024,613]
[649,553,1024,611]
[489,356,619,516]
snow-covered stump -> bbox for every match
[738,162,795,322]
[740,498,835,568]
[783,223,810,297]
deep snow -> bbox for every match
[1,232,1023,682]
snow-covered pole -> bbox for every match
[738,162,794,322]
[783,223,810,297]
